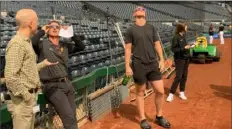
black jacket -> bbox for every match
[171,34,190,60]
[209,27,214,36]
[219,26,224,32]
[31,30,85,81]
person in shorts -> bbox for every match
[124,6,171,129]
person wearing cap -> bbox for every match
[218,23,224,44]
[124,6,171,129]
[31,20,85,129]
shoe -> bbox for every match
[166,93,174,102]
[140,120,152,129]
[155,116,171,128]
[179,92,187,100]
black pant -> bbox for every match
[170,59,189,94]
[43,80,77,129]
[131,60,162,85]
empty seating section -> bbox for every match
[181,2,230,18]
[0,1,229,79]
[86,2,175,21]
[53,1,83,10]
[0,17,17,74]
[142,3,225,20]
[65,19,125,78]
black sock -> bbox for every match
[156,115,163,120]
[141,119,147,123]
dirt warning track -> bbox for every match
[80,39,231,129]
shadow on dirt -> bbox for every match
[210,84,232,101]
[112,103,155,124]
[190,60,215,64]
[112,104,139,124]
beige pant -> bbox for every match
[7,93,36,129]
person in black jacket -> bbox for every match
[166,23,191,102]
[209,23,214,44]
[32,20,85,129]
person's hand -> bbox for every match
[41,25,49,33]
[0,78,5,84]
[61,26,68,30]
[159,59,165,72]
[184,45,191,49]
[43,59,59,66]
[125,66,133,77]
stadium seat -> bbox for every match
[92,52,98,57]
[99,51,104,57]
[90,64,97,71]
[71,70,81,78]
[97,62,104,68]
[79,55,86,62]
[105,60,110,66]
[87,53,93,60]
[81,67,89,75]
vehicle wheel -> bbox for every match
[198,54,205,64]
[214,50,220,62]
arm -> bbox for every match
[4,43,31,101]
[153,27,164,61]
[125,43,132,69]
[0,78,5,84]
[31,29,45,55]
[124,28,133,76]
[67,35,85,54]
[37,59,58,71]
[154,41,164,61]
[37,61,47,71]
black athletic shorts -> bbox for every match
[131,60,162,85]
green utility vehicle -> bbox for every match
[190,36,221,63]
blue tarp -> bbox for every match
[213,34,219,38]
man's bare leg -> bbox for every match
[150,80,170,128]
[150,80,164,116]
[135,83,146,121]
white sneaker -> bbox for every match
[166,93,174,102]
[179,92,187,100]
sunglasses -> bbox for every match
[135,7,146,12]
[135,15,145,19]
[48,25,61,29]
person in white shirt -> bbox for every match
[218,23,224,44]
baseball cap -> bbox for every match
[133,6,146,17]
